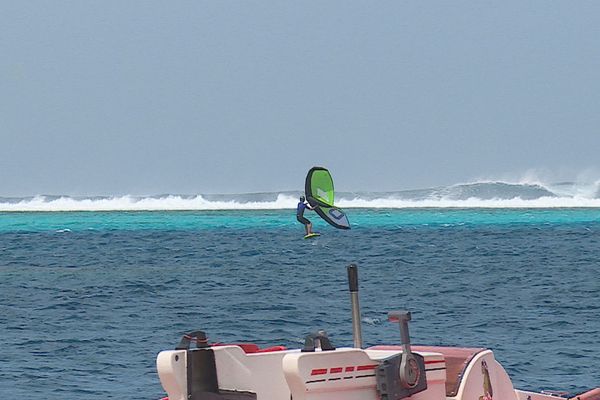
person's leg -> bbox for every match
[298,215,311,235]
[307,222,313,234]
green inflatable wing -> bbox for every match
[305,166,350,230]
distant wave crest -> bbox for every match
[1,181,600,211]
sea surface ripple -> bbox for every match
[1,209,599,399]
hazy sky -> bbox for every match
[1,1,599,196]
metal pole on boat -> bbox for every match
[347,263,363,348]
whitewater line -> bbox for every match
[2,194,600,212]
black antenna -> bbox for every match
[347,264,363,348]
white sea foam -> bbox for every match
[0,194,297,212]
[1,180,600,211]
[336,196,600,209]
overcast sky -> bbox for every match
[1,1,599,196]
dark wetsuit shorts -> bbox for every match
[297,215,310,225]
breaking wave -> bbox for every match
[1,181,600,211]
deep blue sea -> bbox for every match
[1,208,599,399]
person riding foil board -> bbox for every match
[297,196,317,236]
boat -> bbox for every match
[156,264,599,400]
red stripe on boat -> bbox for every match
[330,367,343,373]
[345,366,355,372]
[425,359,446,365]
[311,368,328,376]
[357,364,378,371]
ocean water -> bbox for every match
[1,205,600,399]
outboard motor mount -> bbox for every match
[176,331,257,400]
[376,311,428,400]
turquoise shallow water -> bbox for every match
[1,208,600,231]
[1,209,599,399]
